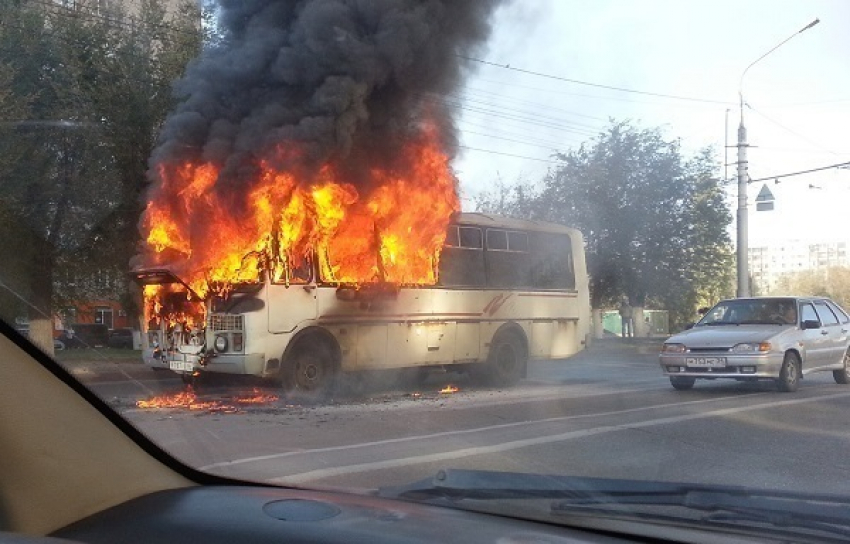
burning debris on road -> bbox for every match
[136,386,280,414]
[135,0,505,326]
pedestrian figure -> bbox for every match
[619,299,634,338]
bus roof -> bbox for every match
[453,212,579,235]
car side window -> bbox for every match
[814,302,839,326]
[801,303,819,325]
[826,301,850,324]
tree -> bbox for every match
[772,267,850,309]
[0,0,204,352]
[476,120,734,333]
[473,175,542,219]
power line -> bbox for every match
[458,118,581,148]
[747,104,840,156]
[449,92,602,131]
[460,129,560,151]
[749,161,850,183]
[462,86,610,122]
[472,77,726,110]
[429,95,600,136]
[457,145,560,164]
[458,55,735,106]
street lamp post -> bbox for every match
[736,18,819,298]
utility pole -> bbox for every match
[736,18,820,298]
[736,107,748,297]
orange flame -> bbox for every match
[139,121,458,318]
[439,385,459,394]
[136,387,279,413]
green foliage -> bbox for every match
[476,120,734,327]
[0,0,203,347]
[771,267,850,310]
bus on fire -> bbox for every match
[134,213,590,391]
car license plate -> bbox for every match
[686,357,726,368]
[169,361,194,372]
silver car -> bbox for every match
[659,297,850,392]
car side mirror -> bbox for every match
[802,319,821,330]
[684,322,695,330]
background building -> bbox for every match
[749,241,849,293]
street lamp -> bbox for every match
[736,18,820,298]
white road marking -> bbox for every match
[200,390,770,470]
[271,391,850,484]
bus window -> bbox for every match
[459,227,482,249]
[439,226,485,287]
[508,231,529,252]
[528,232,574,289]
[486,229,508,250]
[271,251,312,285]
[444,225,460,247]
[486,229,531,288]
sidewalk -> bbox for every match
[586,337,665,356]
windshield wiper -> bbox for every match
[703,506,850,539]
[379,469,850,538]
[705,322,738,326]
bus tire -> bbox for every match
[477,330,527,387]
[287,338,337,396]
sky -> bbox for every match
[453,0,850,246]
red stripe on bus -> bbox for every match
[517,293,577,298]
[318,312,483,319]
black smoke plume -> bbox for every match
[149,0,505,193]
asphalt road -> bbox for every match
[66,340,850,496]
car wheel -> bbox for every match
[833,348,850,385]
[669,376,695,390]
[776,352,801,392]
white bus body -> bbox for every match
[137,213,590,389]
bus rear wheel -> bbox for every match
[476,331,526,387]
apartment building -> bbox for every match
[749,241,849,292]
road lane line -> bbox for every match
[200,390,770,470]
[271,391,850,484]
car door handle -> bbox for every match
[821,330,830,335]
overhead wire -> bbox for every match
[471,77,730,110]
[746,104,841,157]
[457,118,582,148]
[461,85,610,122]
[457,145,561,164]
[446,92,603,131]
[458,54,735,106]
[429,95,600,136]
[749,161,850,183]
[460,129,561,151]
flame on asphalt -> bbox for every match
[136,386,279,413]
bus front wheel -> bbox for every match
[287,341,336,396]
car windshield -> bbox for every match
[698,298,799,325]
[3,0,850,540]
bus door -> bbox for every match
[267,281,318,333]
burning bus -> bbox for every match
[134,211,589,392]
[130,0,588,392]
